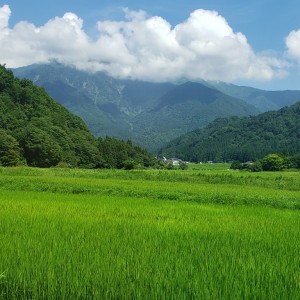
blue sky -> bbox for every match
[1,0,300,90]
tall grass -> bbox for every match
[0,167,299,209]
[0,167,299,299]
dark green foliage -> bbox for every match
[97,137,156,169]
[0,129,22,166]
[247,161,263,172]
[0,65,14,94]
[289,153,300,168]
[230,160,242,170]
[0,65,155,169]
[123,159,136,170]
[160,102,300,162]
[0,65,99,167]
[179,163,188,170]
[261,154,284,171]
[21,126,62,167]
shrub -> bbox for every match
[123,159,136,170]
[230,160,242,170]
[261,154,284,171]
[248,161,263,172]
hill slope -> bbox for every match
[159,102,300,162]
[0,65,156,168]
[13,63,173,141]
[0,65,101,168]
[13,63,259,151]
[132,81,258,150]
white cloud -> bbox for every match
[286,29,300,64]
[0,5,287,82]
[0,4,10,30]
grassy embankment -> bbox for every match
[0,166,299,299]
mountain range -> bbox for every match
[206,81,300,112]
[13,63,300,151]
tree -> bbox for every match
[0,65,14,94]
[22,127,62,167]
[123,159,136,170]
[248,161,263,172]
[0,129,22,166]
[97,136,157,169]
[290,153,300,169]
[230,160,242,170]
[261,154,284,171]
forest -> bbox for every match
[0,65,156,169]
[159,102,300,163]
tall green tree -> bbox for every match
[0,129,22,166]
[22,126,63,168]
[261,154,284,171]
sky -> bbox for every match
[1,0,300,90]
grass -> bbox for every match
[0,166,299,299]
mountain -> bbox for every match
[207,81,300,112]
[159,102,300,163]
[0,65,156,168]
[13,63,259,151]
[13,63,173,141]
[132,81,258,150]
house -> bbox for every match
[161,156,186,166]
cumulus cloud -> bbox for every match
[286,29,300,64]
[0,4,10,29]
[0,5,287,82]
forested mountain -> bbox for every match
[13,63,174,143]
[159,102,300,163]
[207,81,300,112]
[132,82,258,150]
[13,63,259,151]
[0,65,156,168]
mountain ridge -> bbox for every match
[207,81,300,112]
[13,63,300,151]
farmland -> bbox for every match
[0,166,299,299]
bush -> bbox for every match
[248,161,263,172]
[230,160,242,170]
[179,163,188,170]
[289,154,300,169]
[261,154,284,171]
[123,159,136,170]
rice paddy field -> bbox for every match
[0,165,299,299]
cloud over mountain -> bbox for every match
[286,29,300,64]
[0,5,289,82]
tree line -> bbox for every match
[159,101,300,163]
[230,153,300,171]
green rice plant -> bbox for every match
[0,167,299,299]
[0,167,299,209]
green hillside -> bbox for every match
[132,82,258,150]
[0,65,156,168]
[13,63,173,142]
[13,63,259,151]
[159,102,300,162]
